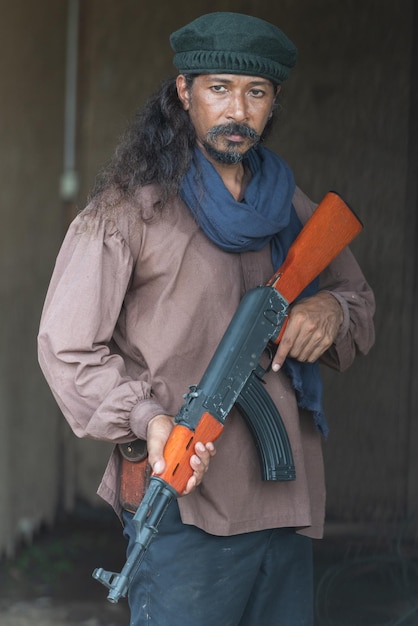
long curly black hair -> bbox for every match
[90,76,196,207]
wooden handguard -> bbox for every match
[157,413,224,494]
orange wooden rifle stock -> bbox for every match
[93,191,363,603]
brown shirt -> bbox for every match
[38,185,375,539]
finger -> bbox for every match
[288,333,318,362]
[194,441,214,464]
[272,326,295,371]
[182,474,198,496]
[146,415,173,474]
[180,442,215,496]
[190,453,204,473]
[290,326,335,362]
[180,458,203,496]
[147,437,166,475]
[205,441,216,456]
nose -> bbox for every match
[226,92,248,122]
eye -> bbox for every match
[210,84,228,93]
[249,88,266,98]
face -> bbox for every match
[176,74,279,165]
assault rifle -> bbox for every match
[93,191,362,603]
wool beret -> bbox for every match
[170,12,297,84]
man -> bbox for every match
[38,12,375,626]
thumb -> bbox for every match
[146,414,173,475]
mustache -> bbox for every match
[206,123,261,143]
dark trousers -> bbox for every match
[123,501,313,626]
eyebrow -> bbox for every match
[203,75,271,87]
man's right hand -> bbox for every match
[146,414,216,496]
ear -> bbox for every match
[176,74,191,111]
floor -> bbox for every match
[1,504,418,626]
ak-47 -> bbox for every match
[93,191,363,603]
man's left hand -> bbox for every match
[272,292,343,370]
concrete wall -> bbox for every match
[0,0,416,554]
[0,0,68,555]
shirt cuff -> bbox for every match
[322,290,350,344]
[129,398,167,440]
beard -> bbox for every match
[202,123,261,164]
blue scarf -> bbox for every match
[180,146,328,436]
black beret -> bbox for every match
[170,12,297,84]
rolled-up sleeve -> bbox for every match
[293,186,375,372]
[319,247,375,371]
[38,213,164,443]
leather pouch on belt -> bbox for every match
[118,439,151,513]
